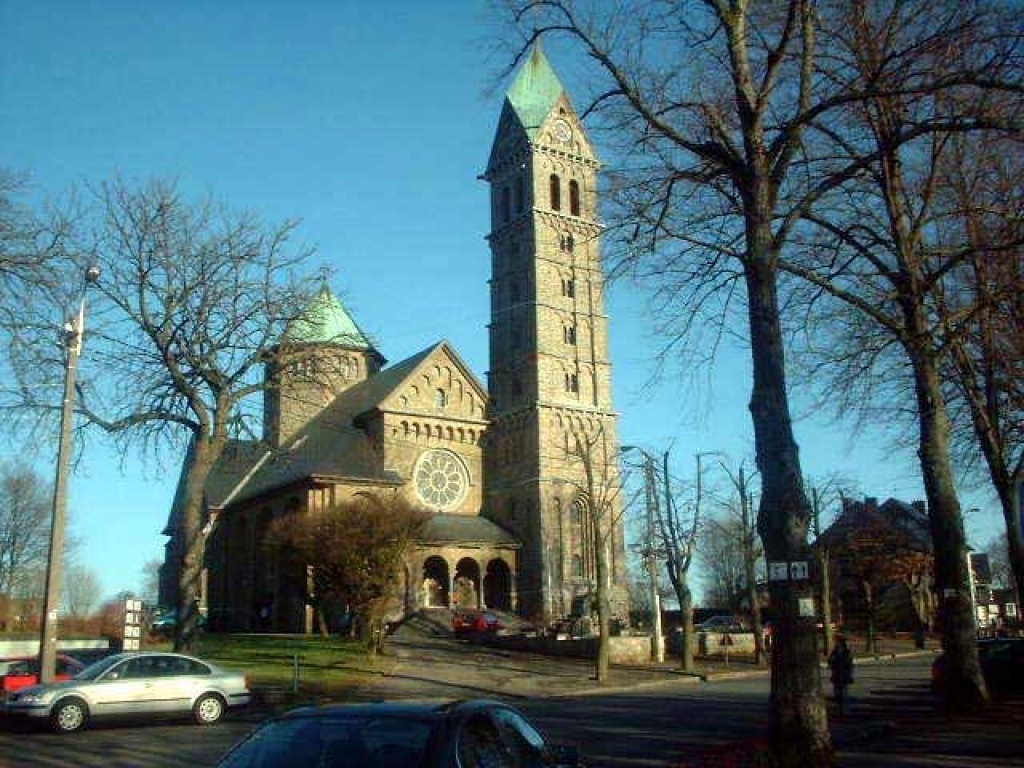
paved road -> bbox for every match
[2,626,1020,768]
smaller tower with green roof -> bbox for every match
[263,283,385,447]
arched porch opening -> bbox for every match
[484,559,512,611]
[422,556,450,608]
[454,557,481,610]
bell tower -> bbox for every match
[483,47,628,621]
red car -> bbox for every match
[452,611,503,637]
[0,654,84,700]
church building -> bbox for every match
[160,47,629,631]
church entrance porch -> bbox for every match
[422,556,449,608]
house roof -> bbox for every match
[417,513,520,548]
[505,44,565,140]
[283,284,378,353]
[182,341,487,511]
[816,497,932,553]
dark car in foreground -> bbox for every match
[2,651,250,732]
[932,637,1024,699]
[215,699,584,768]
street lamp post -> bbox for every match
[622,446,665,663]
[37,266,100,684]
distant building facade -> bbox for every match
[817,496,935,632]
[159,48,629,631]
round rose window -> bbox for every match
[414,449,468,510]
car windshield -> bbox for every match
[74,655,124,680]
[218,714,434,768]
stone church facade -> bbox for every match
[160,47,628,632]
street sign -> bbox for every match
[123,598,143,651]
[768,562,789,581]
[798,597,815,617]
[789,561,809,580]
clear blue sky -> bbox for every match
[1,1,1003,602]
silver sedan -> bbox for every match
[2,651,251,732]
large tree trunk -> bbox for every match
[820,551,834,658]
[747,250,832,766]
[905,331,989,710]
[679,585,695,672]
[595,534,612,681]
[175,435,219,654]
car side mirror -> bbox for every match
[549,744,583,767]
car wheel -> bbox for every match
[51,697,88,733]
[193,693,225,725]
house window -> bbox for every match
[435,389,447,409]
[514,175,524,213]
[559,233,574,253]
[562,278,575,298]
[565,372,579,393]
[572,554,584,578]
[564,325,577,345]
[569,180,580,216]
[549,174,561,211]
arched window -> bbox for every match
[571,498,585,526]
[564,325,577,345]
[569,179,580,216]
[514,175,524,213]
[501,186,511,224]
[572,554,584,578]
[435,389,447,409]
[549,174,561,211]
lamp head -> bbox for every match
[84,265,101,283]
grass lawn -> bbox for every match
[147,633,384,703]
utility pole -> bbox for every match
[38,266,100,684]
[643,454,665,662]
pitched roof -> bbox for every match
[505,44,565,140]
[193,341,483,509]
[816,497,932,553]
[417,513,520,548]
[283,284,377,353]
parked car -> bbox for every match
[932,637,1024,699]
[695,615,747,633]
[214,699,584,768]
[151,610,207,636]
[452,611,503,638]
[0,655,84,701]
[1,651,250,732]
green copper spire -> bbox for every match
[283,284,375,350]
[506,44,565,139]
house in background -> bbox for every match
[816,496,935,634]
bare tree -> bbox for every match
[496,0,1019,743]
[778,2,1021,709]
[718,461,766,664]
[4,178,325,653]
[568,424,627,682]
[0,169,59,317]
[61,564,101,619]
[653,460,701,671]
[937,135,1024,615]
[140,558,163,608]
[0,462,52,601]
[699,516,747,612]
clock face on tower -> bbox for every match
[414,449,469,511]
[552,118,573,144]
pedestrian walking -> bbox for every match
[828,635,854,716]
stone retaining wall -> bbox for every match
[483,633,653,664]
